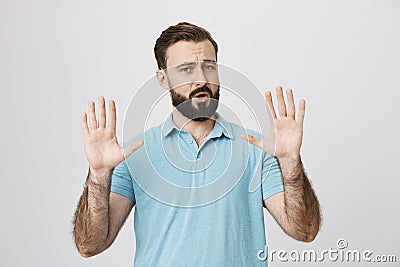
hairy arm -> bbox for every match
[264,156,321,242]
[74,97,142,257]
[73,168,134,257]
[241,86,322,242]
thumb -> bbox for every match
[123,139,144,158]
[240,133,263,150]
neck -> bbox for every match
[172,109,216,144]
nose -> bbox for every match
[192,65,207,88]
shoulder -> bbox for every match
[226,119,264,140]
[224,119,275,162]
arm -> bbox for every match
[263,157,321,242]
[241,86,321,242]
[73,96,143,257]
[73,169,134,257]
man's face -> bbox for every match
[163,40,220,121]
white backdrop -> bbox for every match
[1,0,399,266]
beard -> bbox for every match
[170,85,220,122]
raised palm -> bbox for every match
[81,96,144,174]
[241,86,304,160]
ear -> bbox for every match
[156,69,170,90]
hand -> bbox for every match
[81,96,144,176]
[241,86,305,160]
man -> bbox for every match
[73,22,321,266]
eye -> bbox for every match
[203,63,217,71]
[180,66,192,73]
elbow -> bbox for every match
[304,232,317,243]
[292,232,317,243]
[287,230,318,243]
[76,245,100,258]
[79,251,92,258]
[290,225,320,243]
[302,227,320,243]
[78,248,94,258]
[73,232,109,258]
[301,214,322,243]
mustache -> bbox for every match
[189,85,213,98]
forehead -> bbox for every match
[165,40,216,68]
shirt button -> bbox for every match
[189,139,193,144]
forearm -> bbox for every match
[73,168,113,257]
[278,156,321,242]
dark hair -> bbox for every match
[154,22,218,70]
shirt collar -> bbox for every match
[162,111,233,139]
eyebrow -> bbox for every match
[174,59,217,69]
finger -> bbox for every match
[81,112,89,136]
[286,88,295,119]
[98,96,106,128]
[108,100,116,131]
[240,133,263,150]
[124,139,144,158]
[276,85,287,117]
[265,91,277,120]
[297,99,306,124]
[88,101,97,130]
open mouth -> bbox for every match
[192,92,210,103]
[193,92,210,98]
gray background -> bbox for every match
[1,0,399,266]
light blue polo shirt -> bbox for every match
[111,111,284,266]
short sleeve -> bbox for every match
[110,160,136,202]
[261,152,284,200]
